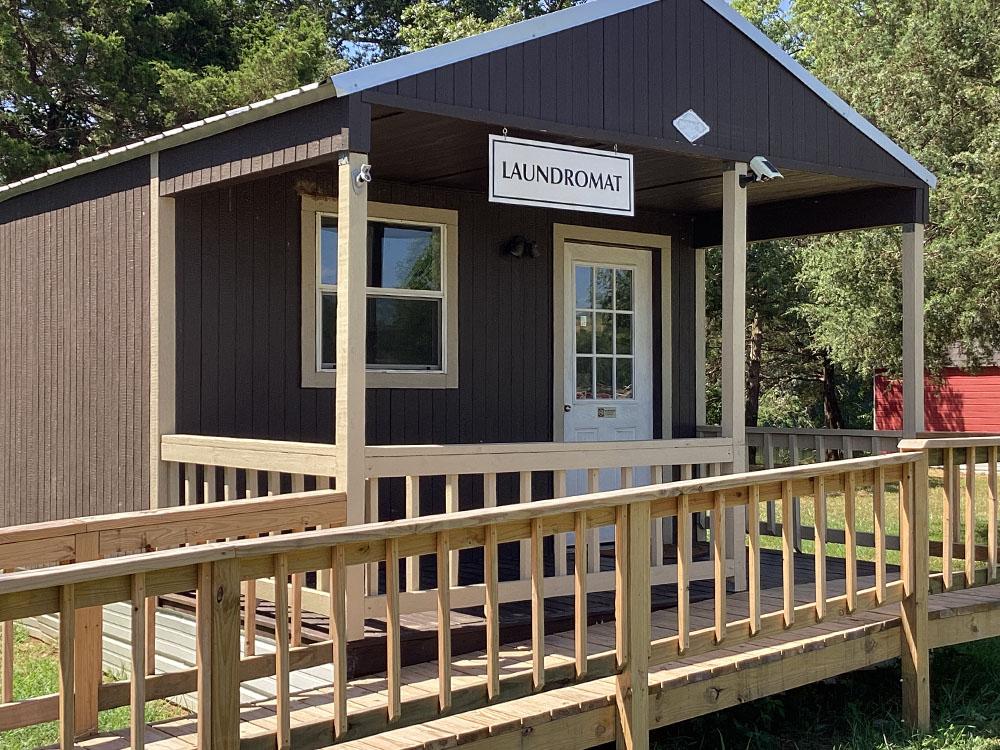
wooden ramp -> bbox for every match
[64,569,1000,750]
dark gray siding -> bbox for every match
[174,171,698,447]
[367,0,921,187]
[0,159,151,526]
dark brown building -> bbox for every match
[0,0,932,591]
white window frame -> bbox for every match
[301,195,459,389]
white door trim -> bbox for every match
[552,224,672,443]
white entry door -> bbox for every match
[562,242,654,502]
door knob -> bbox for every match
[563,404,572,413]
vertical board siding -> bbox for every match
[375,0,914,184]
[175,172,696,453]
[0,160,151,525]
[876,370,1000,433]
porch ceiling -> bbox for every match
[370,106,885,215]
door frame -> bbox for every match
[552,223,672,443]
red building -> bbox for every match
[876,366,1000,432]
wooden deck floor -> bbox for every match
[56,549,952,750]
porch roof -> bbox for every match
[0,0,934,235]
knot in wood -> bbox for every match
[216,585,225,603]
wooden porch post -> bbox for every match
[149,152,178,511]
[694,247,707,430]
[902,223,925,438]
[721,163,748,591]
[337,152,369,641]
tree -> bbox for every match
[397,0,574,53]
[0,0,344,183]
[793,0,1000,378]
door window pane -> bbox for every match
[615,269,633,311]
[320,217,338,286]
[615,313,632,355]
[616,358,633,399]
[595,267,614,310]
[575,265,593,309]
[596,357,614,399]
[595,313,614,354]
[367,297,441,368]
[368,223,441,291]
[576,312,594,353]
[576,357,593,400]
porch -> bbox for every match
[4,435,1000,749]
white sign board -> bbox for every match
[488,135,634,216]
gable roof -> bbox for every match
[0,0,934,203]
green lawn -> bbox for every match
[651,638,1000,749]
[757,469,993,573]
[1,624,186,750]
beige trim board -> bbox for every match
[150,153,177,509]
[300,195,459,389]
[552,223,672,442]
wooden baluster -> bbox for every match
[781,480,794,627]
[484,524,501,700]
[942,448,954,589]
[385,537,401,722]
[789,434,802,550]
[316,475,331,490]
[405,476,421,591]
[531,517,545,691]
[574,511,588,678]
[519,471,532,581]
[204,465,217,503]
[764,436,777,534]
[663,465,676,546]
[436,531,452,712]
[244,472,259,657]
[1,588,12,703]
[650,466,664,566]
[553,470,568,577]
[184,462,196,505]
[366,479,379,595]
[223,467,236,501]
[814,477,827,620]
[330,547,348,738]
[677,495,691,653]
[874,467,887,603]
[748,486,761,634]
[989,446,998,583]
[207,560,240,750]
[273,555,291,750]
[586,469,600,573]
[291,524,304,648]
[196,563,212,749]
[59,584,75,750]
[816,436,826,464]
[145,589,157,677]
[844,473,858,612]
[843,435,853,461]
[712,491,727,643]
[965,447,976,587]
[130,573,146,750]
[267,470,280,496]
[614,500,650,750]
[446,475,460,587]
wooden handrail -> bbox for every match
[12,440,1000,746]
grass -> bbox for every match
[650,638,1000,749]
[1,624,186,750]
[757,468,993,573]
[646,465,1000,748]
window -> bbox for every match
[301,197,458,389]
[574,263,634,400]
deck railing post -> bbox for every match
[900,450,930,730]
[73,531,103,739]
[615,500,650,750]
[336,150,369,641]
[197,558,241,749]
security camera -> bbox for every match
[741,156,783,187]
[353,163,372,188]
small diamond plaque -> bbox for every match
[673,109,711,143]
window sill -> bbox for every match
[302,370,458,390]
